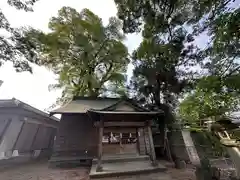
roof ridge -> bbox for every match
[73,96,121,101]
[4,98,59,121]
[100,99,150,112]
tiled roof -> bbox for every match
[50,96,162,115]
[0,98,59,122]
[51,98,119,114]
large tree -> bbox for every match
[0,0,39,72]
[117,1,202,120]
[20,7,129,107]
[179,72,240,124]
[115,0,240,113]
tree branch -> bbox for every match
[227,65,240,77]
[168,25,173,41]
[99,62,113,86]
[220,54,238,77]
[93,38,108,60]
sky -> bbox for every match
[0,0,142,112]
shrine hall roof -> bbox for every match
[50,96,163,115]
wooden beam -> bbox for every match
[147,121,157,166]
[136,128,140,155]
[20,117,57,128]
[104,121,145,127]
[12,122,25,151]
[96,120,103,172]
[47,128,56,149]
[104,127,137,133]
[0,119,12,145]
[30,124,41,152]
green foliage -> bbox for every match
[115,0,211,113]
[179,74,240,124]
[0,0,39,72]
[127,13,199,113]
[115,1,240,122]
[192,131,229,180]
[115,0,236,34]
[191,131,227,158]
[20,7,129,107]
[115,1,239,171]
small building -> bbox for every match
[0,98,59,162]
[50,96,164,172]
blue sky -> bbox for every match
[0,0,142,111]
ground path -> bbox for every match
[0,161,196,180]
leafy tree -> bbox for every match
[179,73,240,126]
[115,1,239,156]
[114,0,238,34]
[115,0,240,116]
[20,7,129,107]
[118,3,201,125]
[114,0,209,109]
[0,0,39,72]
[178,6,240,125]
[130,28,198,109]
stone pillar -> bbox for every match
[96,120,103,172]
[146,120,157,166]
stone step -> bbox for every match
[92,155,150,164]
[48,156,92,168]
[90,160,168,179]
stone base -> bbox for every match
[96,165,103,172]
[48,156,92,168]
[151,160,158,167]
[90,157,167,179]
[92,154,150,164]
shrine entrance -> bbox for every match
[89,110,162,172]
[103,128,139,156]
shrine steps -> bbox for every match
[90,156,167,179]
[92,154,150,164]
[48,156,92,168]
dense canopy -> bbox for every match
[20,7,130,107]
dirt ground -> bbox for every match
[0,161,196,180]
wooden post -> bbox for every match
[0,119,12,145]
[136,128,140,155]
[119,133,122,154]
[12,122,25,151]
[147,120,157,166]
[96,120,103,172]
[142,128,148,155]
[30,125,40,154]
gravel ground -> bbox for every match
[0,161,89,180]
[99,168,196,180]
[167,167,196,180]
[0,161,197,180]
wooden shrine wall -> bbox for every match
[52,114,98,159]
[0,108,58,160]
